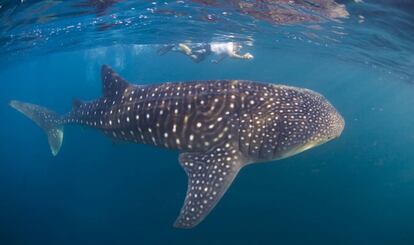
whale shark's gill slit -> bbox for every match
[175,142,248,229]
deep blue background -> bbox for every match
[1,46,414,244]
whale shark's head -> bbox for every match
[271,86,345,160]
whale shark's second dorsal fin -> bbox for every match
[101,65,129,98]
[72,98,84,110]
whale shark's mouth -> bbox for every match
[299,141,320,152]
[277,139,328,160]
[292,141,322,155]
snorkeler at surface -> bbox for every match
[157,42,253,63]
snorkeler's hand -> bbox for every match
[243,53,254,59]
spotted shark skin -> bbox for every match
[10,65,344,228]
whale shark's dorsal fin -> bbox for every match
[101,65,129,98]
[175,143,248,228]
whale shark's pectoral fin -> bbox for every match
[175,144,248,228]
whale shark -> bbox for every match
[10,65,344,228]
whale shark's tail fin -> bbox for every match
[9,100,64,156]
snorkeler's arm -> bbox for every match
[178,43,193,55]
[229,52,254,60]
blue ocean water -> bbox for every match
[1,1,414,244]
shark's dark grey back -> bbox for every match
[66,66,266,154]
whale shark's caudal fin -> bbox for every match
[9,100,64,156]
